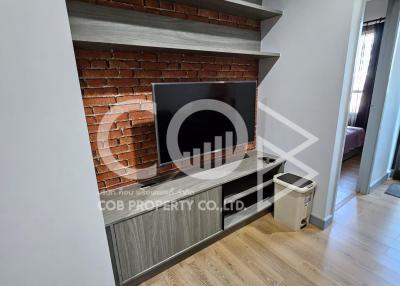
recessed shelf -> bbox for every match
[170,0,283,20]
[67,1,280,59]
[224,199,273,229]
[224,179,273,205]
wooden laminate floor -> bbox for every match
[335,155,361,210]
[141,181,400,286]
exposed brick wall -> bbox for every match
[74,0,259,192]
[77,49,258,192]
[79,0,260,31]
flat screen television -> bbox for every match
[153,81,256,166]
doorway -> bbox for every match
[335,17,385,209]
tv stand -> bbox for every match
[101,152,285,285]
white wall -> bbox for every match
[371,15,400,185]
[365,0,389,21]
[259,0,364,223]
[0,1,115,285]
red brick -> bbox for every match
[243,71,258,78]
[118,70,134,78]
[81,69,119,79]
[219,13,235,23]
[119,136,134,145]
[110,145,130,154]
[87,123,116,134]
[111,103,141,113]
[144,0,159,8]
[96,161,127,174]
[118,87,134,95]
[129,111,154,121]
[214,57,233,64]
[199,56,214,63]
[230,65,256,71]
[114,0,142,5]
[118,152,135,161]
[183,54,201,62]
[97,113,129,125]
[175,4,197,15]
[97,181,106,189]
[140,61,168,70]
[76,59,91,68]
[141,153,157,163]
[162,70,187,78]
[84,87,118,97]
[105,177,122,187]
[82,97,116,107]
[141,52,158,61]
[232,57,257,65]
[159,53,183,62]
[198,8,218,19]
[97,171,119,182]
[102,139,120,149]
[116,121,132,128]
[91,60,108,68]
[187,15,209,23]
[217,71,243,78]
[116,95,140,103]
[84,107,94,115]
[198,70,217,78]
[134,70,162,78]
[99,155,118,165]
[133,86,152,94]
[108,78,139,87]
[92,130,123,141]
[75,49,112,59]
[139,78,163,86]
[181,63,201,70]
[85,116,96,125]
[93,106,110,115]
[113,50,141,60]
[109,60,139,69]
[84,79,108,88]
[167,63,179,69]
[202,64,222,71]
[186,71,198,78]
[160,10,186,19]
[159,0,174,10]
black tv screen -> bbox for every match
[153,81,256,166]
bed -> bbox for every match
[343,126,365,160]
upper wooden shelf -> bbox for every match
[170,0,282,20]
[67,1,280,59]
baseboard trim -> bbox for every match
[369,173,389,191]
[310,214,333,230]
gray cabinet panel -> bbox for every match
[114,187,222,282]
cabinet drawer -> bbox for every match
[113,187,222,282]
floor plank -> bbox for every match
[140,181,400,286]
[335,155,361,209]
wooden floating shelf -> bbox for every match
[67,1,280,59]
[170,0,283,20]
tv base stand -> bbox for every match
[101,152,285,285]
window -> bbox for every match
[348,29,375,125]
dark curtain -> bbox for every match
[355,22,385,129]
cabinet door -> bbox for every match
[114,187,222,282]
